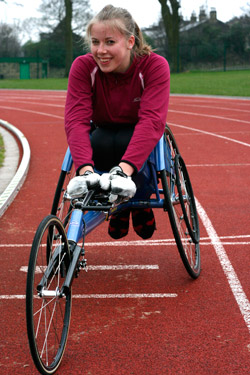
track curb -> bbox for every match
[0,119,31,217]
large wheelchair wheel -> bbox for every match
[26,215,72,374]
[175,154,199,244]
[162,126,201,279]
[51,167,75,229]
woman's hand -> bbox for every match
[118,162,134,176]
[99,166,136,202]
[78,166,94,175]
[67,171,100,198]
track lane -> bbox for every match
[0,90,249,374]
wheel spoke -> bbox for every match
[163,125,200,278]
[40,298,57,363]
[26,215,72,374]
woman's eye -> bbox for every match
[107,40,115,45]
[91,40,99,45]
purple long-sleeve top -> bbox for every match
[65,52,170,173]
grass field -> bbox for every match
[0,70,249,97]
[170,70,250,97]
[0,133,5,168]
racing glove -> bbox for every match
[99,166,136,201]
[67,171,100,198]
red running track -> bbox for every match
[0,90,250,374]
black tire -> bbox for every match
[162,126,201,279]
[51,167,75,229]
[26,215,72,374]
[175,154,200,244]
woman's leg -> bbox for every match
[91,126,134,171]
[91,126,134,238]
[91,128,116,171]
[91,125,156,239]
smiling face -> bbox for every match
[90,22,135,74]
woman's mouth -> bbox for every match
[99,58,111,65]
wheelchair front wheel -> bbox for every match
[26,215,72,374]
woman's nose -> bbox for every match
[97,42,107,54]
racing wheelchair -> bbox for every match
[26,124,200,374]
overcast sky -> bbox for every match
[0,0,248,28]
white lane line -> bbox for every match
[169,109,250,125]
[20,265,159,273]
[168,122,250,148]
[171,103,250,114]
[216,234,250,239]
[88,264,159,270]
[0,99,65,108]
[0,96,65,101]
[73,294,177,299]
[1,235,250,248]
[2,240,177,248]
[0,106,63,120]
[0,295,26,299]
[196,199,250,334]
[0,293,177,300]
[170,95,250,103]
[187,163,250,167]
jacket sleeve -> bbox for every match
[64,56,94,171]
[121,54,170,172]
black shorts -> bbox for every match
[91,125,135,172]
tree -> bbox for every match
[0,23,22,57]
[158,0,180,72]
[38,0,92,76]
[228,17,250,60]
[23,21,88,70]
[64,0,73,77]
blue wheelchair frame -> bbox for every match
[55,124,200,282]
[61,134,171,244]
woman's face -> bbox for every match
[90,22,135,73]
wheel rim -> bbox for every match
[27,217,71,373]
[163,127,200,278]
[171,202,200,274]
[175,155,200,244]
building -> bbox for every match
[0,57,48,80]
[180,7,227,33]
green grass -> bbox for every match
[0,133,5,168]
[0,70,249,97]
[0,78,68,91]
[170,70,250,97]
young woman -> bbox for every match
[65,4,170,239]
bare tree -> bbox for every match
[38,0,92,76]
[64,0,73,77]
[158,0,180,72]
[38,0,92,34]
[0,23,22,57]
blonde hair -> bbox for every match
[85,4,152,57]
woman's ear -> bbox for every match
[127,35,135,50]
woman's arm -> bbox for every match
[121,54,170,172]
[65,55,95,173]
